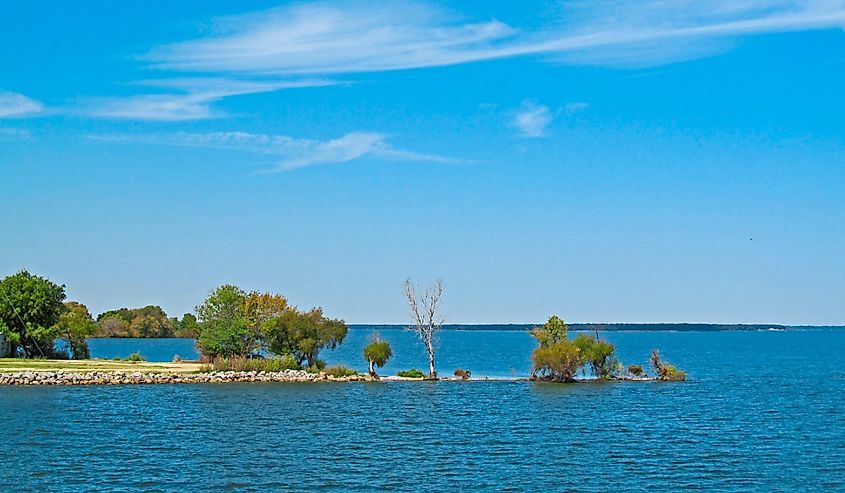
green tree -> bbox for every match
[0,270,66,357]
[264,307,347,368]
[574,334,619,379]
[95,305,176,338]
[195,285,252,358]
[530,315,584,382]
[530,315,569,348]
[243,291,289,353]
[177,313,200,338]
[96,316,130,337]
[56,301,97,359]
[363,337,392,378]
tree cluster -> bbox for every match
[195,285,347,370]
[530,316,620,382]
[0,270,96,359]
[95,306,196,338]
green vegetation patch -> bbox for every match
[397,369,425,379]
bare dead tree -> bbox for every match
[403,278,444,379]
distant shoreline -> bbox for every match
[347,324,845,332]
[82,324,845,339]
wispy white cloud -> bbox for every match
[0,127,33,140]
[147,0,845,73]
[84,78,335,121]
[512,101,554,138]
[0,90,43,118]
[149,1,515,74]
[565,102,589,114]
[90,130,468,171]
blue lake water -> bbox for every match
[4,329,845,491]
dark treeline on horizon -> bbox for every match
[351,323,845,331]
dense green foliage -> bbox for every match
[627,364,645,377]
[397,369,425,378]
[194,285,347,366]
[531,315,621,382]
[529,315,569,347]
[363,338,392,377]
[57,301,97,359]
[650,350,687,381]
[95,305,193,338]
[574,334,620,379]
[195,285,252,358]
[453,368,471,380]
[0,271,67,357]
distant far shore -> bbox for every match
[83,323,843,339]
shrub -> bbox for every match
[324,365,358,377]
[209,355,301,372]
[627,364,645,377]
[574,334,619,379]
[127,352,144,362]
[397,369,425,379]
[531,340,582,382]
[650,349,687,381]
[305,358,327,373]
[363,338,392,377]
[454,369,471,380]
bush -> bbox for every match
[650,349,687,381]
[127,352,144,362]
[531,339,582,382]
[661,365,687,381]
[397,369,425,379]
[454,369,471,380]
[324,365,358,377]
[305,358,327,373]
[574,334,619,379]
[627,364,645,377]
[209,355,301,372]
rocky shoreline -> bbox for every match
[0,369,376,386]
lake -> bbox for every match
[3,329,844,491]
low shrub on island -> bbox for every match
[530,316,687,383]
[397,369,425,379]
[650,350,687,381]
[324,365,358,378]
[454,369,471,380]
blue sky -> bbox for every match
[2,0,844,324]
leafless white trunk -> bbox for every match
[404,278,444,379]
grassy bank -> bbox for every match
[0,358,202,373]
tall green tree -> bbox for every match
[195,285,252,358]
[56,301,97,359]
[530,315,584,382]
[177,313,200,338]
[264,307,347,368]
[363,337,392,378]
[573,334,619,379]
[0,270,66,357]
